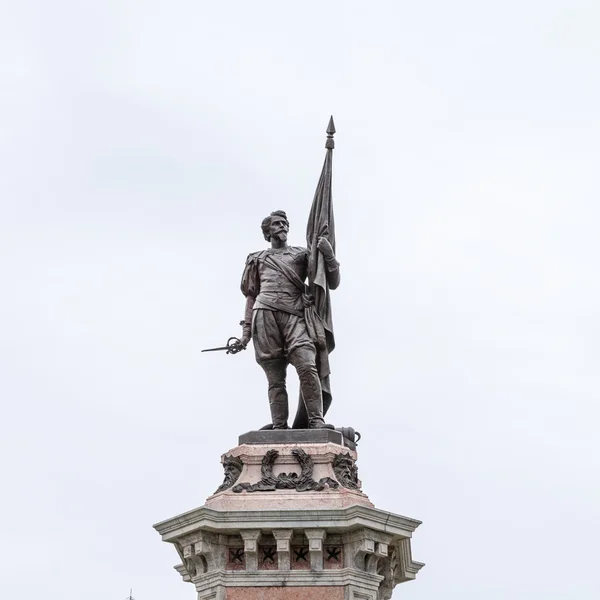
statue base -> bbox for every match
[154,433,423,600]
[239,428,357,449]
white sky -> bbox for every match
[1,1,599,599]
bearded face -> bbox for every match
[333,454,360,490]
[261,211,290,242]
[267,215,289,243]
[215,455,243,493]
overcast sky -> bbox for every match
[1,1,599,599]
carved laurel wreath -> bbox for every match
[232,448,339,493]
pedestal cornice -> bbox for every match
[154,504,422,542]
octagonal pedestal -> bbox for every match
[154,430,424,600]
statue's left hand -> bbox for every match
[317,236,334,259]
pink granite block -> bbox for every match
[226,586,344,600]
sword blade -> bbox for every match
[201,346,230,353]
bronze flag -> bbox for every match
[292,116,337,428]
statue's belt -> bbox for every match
[253,300,304,318]
[259,284,302,293]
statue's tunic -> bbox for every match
[240,246,314,362]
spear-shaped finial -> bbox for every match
[326,115,336,149]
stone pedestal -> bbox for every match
[154,431,423,600]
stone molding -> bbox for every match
[167,524,423,600]
[227,442,357,464]
[154,505,421,542]
[396,538,425,582]
[190,567,383,591]
[205,486,371,512]
[347,587,378,600]
[197,589,225,600]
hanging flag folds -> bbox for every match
[307,115,336,351]
[292,116,337,428]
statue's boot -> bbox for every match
[311,421,336,430]
[262,358,289,429]
[295,362,334,430]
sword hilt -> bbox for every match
[201,335,246,354]
[225,337,245,355]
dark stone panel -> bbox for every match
[238,429,353,448]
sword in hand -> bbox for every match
[201,336,246,355]
[202,321,248,355]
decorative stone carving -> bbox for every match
[333,453,360,489]
[182,544,205,578]
[215,455,243,493]
[227,547,246,571]
[232,448,339,493]
[293,546,309,563]
[261,546,277,565]
[377,545,397,600]
[326,546,342,562]
[178,534,219,580]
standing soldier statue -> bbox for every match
[203,118,340,430]
[239,209,340,430]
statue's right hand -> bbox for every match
[240,333,251,348]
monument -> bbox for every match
[153,118,424,599]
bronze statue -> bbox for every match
[239,210,340,429]
[203,118,339,431]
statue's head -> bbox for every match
[261,210,289,243]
